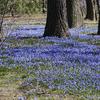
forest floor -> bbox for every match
[0,15,100,100]
[0,67,24,100]
[0,66,80,100]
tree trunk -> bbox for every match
[96,0,100,35]
[66,0,73,28]
[85,0,98,21]
[42,0,47,13]
[0,0,9,33]
[44,0,68,37]
[66,0,83,28]
[98,11,100,34]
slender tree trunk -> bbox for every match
[80,0,86,18]
[85,0,98,21]
[44,0,68,37]
[66,0,83,28]
[66,0,73,28]
[0,0,9,33]
[96,0,100,35]
[42,0,47,13]
[85,0,94,20]
[98,11,100,34]
[0,0,9,43]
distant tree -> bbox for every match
[80,0,86,18]
[8,0,16,17]
[85,0,98,21]
[44,0,69,37]
[96,0,100,34]
[66,0,83,28]
[42,0,47,13]
[0,0,9,33]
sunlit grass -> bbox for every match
[76,38,100,46]
[0,65,99,100]
[2,35,100,49]
[0,66,26,86]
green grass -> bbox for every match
[0,66,99,100]
[3,36,100,49]
[0,66,26,86]
[75,38,100,46]
[2,37,56,48]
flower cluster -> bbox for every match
[0,25,100,94]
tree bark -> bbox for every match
[44,0,68,37]
[0,0,9,33]
[42,0,47,13]
[85,0,98,21]
[98,11,100,34]
[96,0,100,35]
[66,0,83,28]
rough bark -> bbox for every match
[66,0,83,28]
[44,0,68,37]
